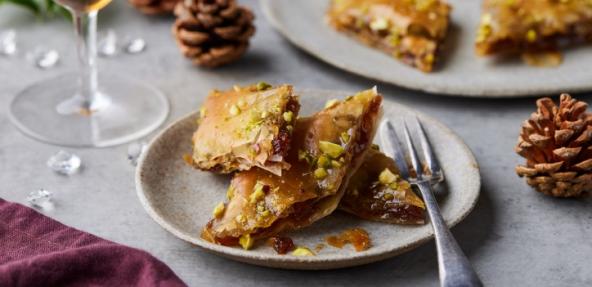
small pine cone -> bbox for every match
[172,0,255,68]
[515,94,592,198]
[129,0,180,15]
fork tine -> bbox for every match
[402,121,424,180]
[414,117,442,175]
[380,120,410,179]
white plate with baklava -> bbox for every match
[136,84,480,269]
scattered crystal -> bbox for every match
[0,30,17,56]
[125,38,146,54]
[27,47,60,69]
[128,141,148,166]
[47,150,81,175]
[98,29,118,57]
[27,189,53,208]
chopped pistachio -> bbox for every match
[246,146,256,159]
[340,131,350,144]
[387,33,401,47]
[389,182,399,190]
[245,113,264,133]
[260,111,269,118]
[200,107,207,118]
[260,210,271,217]
[237,99,247,108]
[229,104,240,116]
[379,168,398,185]
[355,18,365,29]
[317,155,331,168]
[272,104,282,114]
[257,204,266,212]
[325,99,339,108]
[286,125,293,133]
[319,141,345,159]
[298,150,308,162]
[256,82,272,91]
[283,111,294,122]
[226,186,235,200]
[476,23,492,43]
[415,0,435,11]
[292,247,314,256]
[526,29,537,43]
[383,193,395,200]
[331,160,342,168]
[314,167,328,179]
[481,13,492,25]
[250,182,266,204]
[239,234,254,250]
[400,181,411,190]
[369,17,389,31]
[212,202,225,218]
[235,214,247,224]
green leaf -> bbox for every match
[46,0,71,19]
[56,5,71,20]
[0,0,71,19]
[3,0,41,14]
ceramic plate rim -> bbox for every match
[135,89,481,269]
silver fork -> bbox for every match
[381,119,482,287]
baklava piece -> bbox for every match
[476,0,592,56]
[339,148,426,225]
[201,88,383,248]
[327,0,451,72]
[190,83,300,176]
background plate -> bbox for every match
[136,90,481,270]
[261,0,592,97]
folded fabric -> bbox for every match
[0,198,186,287]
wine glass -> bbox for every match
[9,0,169,147]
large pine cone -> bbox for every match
[129,0,180,14]
[515,94,592,198]
[172,0,255,68]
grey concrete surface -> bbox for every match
[1,1,591,286]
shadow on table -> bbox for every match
[200,49,275,79]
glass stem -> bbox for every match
[74,11,99,109]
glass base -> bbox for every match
[9,72,169,147]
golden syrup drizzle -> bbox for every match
[326,228,371,252]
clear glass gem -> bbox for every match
[47,150,81,175]
[98,29,118,57]
[128,141,148,166]
[125,38,146,54]
[27,189,53,208]
[27,47,60,69]
[0,29,17,56]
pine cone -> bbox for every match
[515,94,592,198]
[172,0,255,68]
[129,0,180,15]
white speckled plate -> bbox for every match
[261,0,592,97]
[136,90,480,270]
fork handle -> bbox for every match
[416,181,483,287]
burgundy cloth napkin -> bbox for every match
[0,198,186,287]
